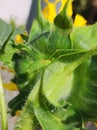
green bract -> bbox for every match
[1,0,97,130]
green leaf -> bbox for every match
[0,19,12,49]
[8,72,38,115]
[14,72,80,130]
[0,19,26,68]
[28,0,51,45]
[70,23,97,50]
[33,72,80,130]
[14,77,41,130]
[70,55,97,121]
[0,41,18,68]
[27,25,89,64]
[43,61,74,106]
[11,28,26,40]
[9,46,91,114]
[53,107,82,128]
[42,48,97,107]
[12,51,34,75]
[8,81,34,115]
[33,92,77,130]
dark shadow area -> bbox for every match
[73,0,97,24]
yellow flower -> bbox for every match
[15,110,21,115]
[94,122,97,128]
[42,0,87,26]
[1,65,15,73]
[42,0,72,22]
[42,0,58,22]
[1,32,28,91]
[15,35,24,44]
[3,82,18,91]
[15,32,28,44]
[74,14,87,26]
[0,65,18,91]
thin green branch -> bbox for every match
[0,68,8,130]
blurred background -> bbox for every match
[0,0,97,29]
[0,0,97,130]
[0,0,32,26]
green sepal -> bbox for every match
[54,0,73,33]
[27,0,52,45]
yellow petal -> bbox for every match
[3,82,18,91]
[42,0,57,22]
[94,122,97,128]
[15,35,24,44]
[74,14,87,26]
[42,0,73,22]
[15,110,21,116]
[1,65,15,73]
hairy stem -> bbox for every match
[0,68,8,130]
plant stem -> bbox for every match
[0,68,8,130]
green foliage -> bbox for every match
[54,0,73,33]
[1,0,97,130]
[0,19,12,49]
[71,23,97,49]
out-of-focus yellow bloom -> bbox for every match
[0,64,18,91]
[3,82,18,91]
[42,0,58,22]
[1,32,28,90]
[15,35,24,44]
[42,0,72,22]
[15,110,21,115]
[42,0,87,26]
[15,32,28,44]
[94,123,97,128]
[1,65,15,73]
[74,14,87,26]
